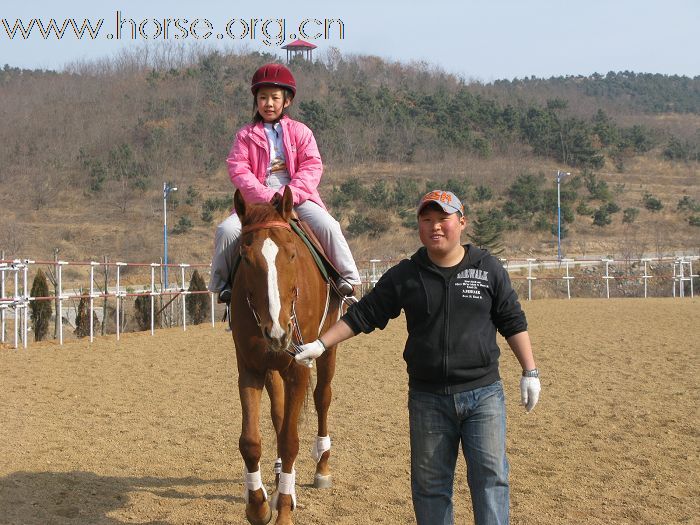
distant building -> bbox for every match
[281,39,317,62]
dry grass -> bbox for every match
[2,150,698,271]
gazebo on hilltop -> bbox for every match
[281,39,317,62]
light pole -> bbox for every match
[556,170,570,261]
[163,181,177,289]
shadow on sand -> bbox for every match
[0,470,244,524]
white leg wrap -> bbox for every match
[274,457,282,475]
[271,469,296,510]
[243,466,268,503]
[312,435,331,464]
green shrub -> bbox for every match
[677,196,700,212]
[605,202,621,214]
[347,211,391,238]
[583,171,612,201]
[643,192,663,212]
[340,179,364,201]
[185,185,199,206]
[533,213,550,231]
[622,207,639,224]
[576,201,594,216]
[393,178,420,208]
[593,207,612,227]
[362,180,390,207]
[172,216,193,234]
[474,185,493,202]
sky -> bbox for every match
[1,0,698,81]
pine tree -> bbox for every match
[468,209,505,255]
[134,294,159,331]
[186,270,209,325]
[74,291,98,338]
[29,269,52,341]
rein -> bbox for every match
[241,221,292,235]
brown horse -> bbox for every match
[230,186,341,525]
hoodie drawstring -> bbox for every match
[418,270,432,315]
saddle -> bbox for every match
[229,213,341,286]
[288,213,342,283]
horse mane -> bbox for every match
[240,200,284,227]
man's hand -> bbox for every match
[520,376,541,412]
[294,339,327,368]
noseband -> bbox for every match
[240,220,304,358]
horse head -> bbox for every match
[234,186,299,353]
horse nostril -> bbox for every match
[263,326,271,340]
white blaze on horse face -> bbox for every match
[261,238,285,339]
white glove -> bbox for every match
[520,376,541,412]
[294,339,327,368]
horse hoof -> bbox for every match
[246,501,272,525]
[313,473,332,489]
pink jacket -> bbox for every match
[227,115,326,210]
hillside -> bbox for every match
[1,50,698,268]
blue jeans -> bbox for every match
[408,381,509,525]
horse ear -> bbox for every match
[233,189,246,219]
[277,186,294,220]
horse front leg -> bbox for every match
[312,346,336,488]
[264,370,285,486]
[272,363,309,525]
[239,368,272,525]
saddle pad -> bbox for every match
[290,217,342,281]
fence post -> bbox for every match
[562,258,574,299]
[0,261,6,344]
[690,258,697,298]
[672,260,677,298]
[641,258,652,298]
[150,263,158,336]
[89,261,99,343]
[527,259,536,301]
[115,262,126,342]
[22,260,31,349]
[12,262,19,349]
[180,264,189,331]
[57,261,65,345]
[370,259,380,287]
[602,259,613,299]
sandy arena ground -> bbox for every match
[1,298,698,525]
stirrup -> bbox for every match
[335,278,354,297]
[218,287,231,304]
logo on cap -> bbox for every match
[417,190,464,216]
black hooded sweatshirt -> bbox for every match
[342,245,527,394]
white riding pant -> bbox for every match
[208,200,361,292]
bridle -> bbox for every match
[240,220,307,358]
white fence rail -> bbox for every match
[1,255,698,350]
[1,259,214,350]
